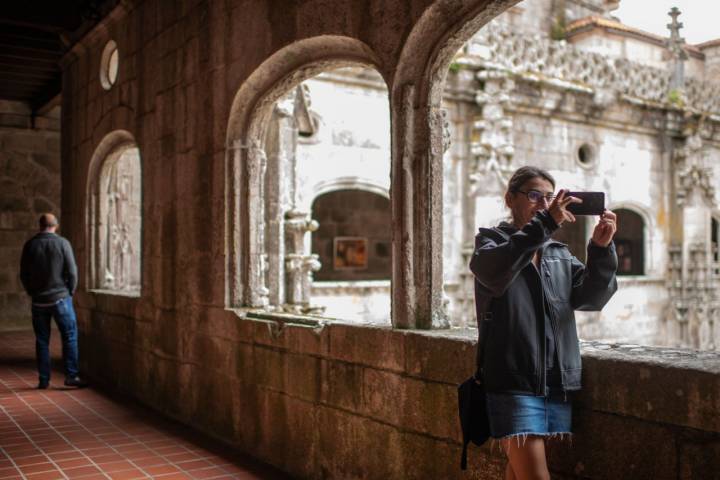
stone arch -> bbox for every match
[609,203,650,276]
[86,130,142,295]
[395,0,520,107]
[389,0,519,328]
[224,36,385,309]
[304,178,390,213]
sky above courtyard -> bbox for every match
[615,0,720,44]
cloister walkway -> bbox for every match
[0,330,291,480]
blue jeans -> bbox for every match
[31,296,79,383]
[486,392,572,439]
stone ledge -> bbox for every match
[77,290,142,317]
[229,310,720,433]
[580,341,720,433]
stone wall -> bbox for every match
[59,0,720,478]
[77,302,720,480]
[0,100,61,331]
[702,43,720,80]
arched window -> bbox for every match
[614,208,644,276]
[228,60,391,323]
[88,135,142,295]
[311,190,391,281]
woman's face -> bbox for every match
[506,177,555,227]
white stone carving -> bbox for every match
[96,147,141,294]
[284,209,323,314]
[466,22,720,114]
[470,70,514,196]
[674,124,716,207]
[247,142,270,307]
[666,242,719,349]
[429,107,452,155]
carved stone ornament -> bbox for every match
[666,242,720,349]
[469,70,514,196]
[284,209,322,312]
[247,141,270,308]
[465,21,720,114]
[429,107,452,155]
[96,147,141,294]
[674,124,716,207]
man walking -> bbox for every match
[20,213,87,389]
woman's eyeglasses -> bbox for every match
[515,189,555,203]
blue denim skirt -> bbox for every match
[485,392,572,440]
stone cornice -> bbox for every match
[459,22,720,115]
[566,15,704,59]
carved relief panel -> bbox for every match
[93,147,142,294]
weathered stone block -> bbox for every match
[404,329,476,383]
[187,333,231,373]
[581,347,720,433]
[399,428,501,480]
[153,308,182,357]
[317,405,404,480]
[360,367,405,425]
[320,359,363,412]
[233,342,255,384]
[401,378,460,442]
[328,323,405,372]
[230,379,261,451]
[285,352,320,402]
[548,409,677,480]
[252,345,285,391]
[678,437,720,480]
[253,388,318,479]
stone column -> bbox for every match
[284,209,322,313]
[246,141,270,308]
[667,124,719,349]
[264,94,298,308]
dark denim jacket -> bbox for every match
[469,210,618,396]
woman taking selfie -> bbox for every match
[469,166,618,480]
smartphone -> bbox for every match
[565,192,605,216]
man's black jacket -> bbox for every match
[20,232,78,304]
[469,210,618,396]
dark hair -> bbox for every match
[39,213,58,229]
[507,166,556,194]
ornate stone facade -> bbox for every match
[439,1,720,350]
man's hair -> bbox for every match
[39,213,58,230]
[506,166,556,193]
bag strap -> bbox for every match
[461,439,469,470]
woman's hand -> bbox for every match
[591,210,617,247]
[548,189,581,226]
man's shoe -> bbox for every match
[64,376,88,388]
[38,381,49,390]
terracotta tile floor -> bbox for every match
[0,330,292,480]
